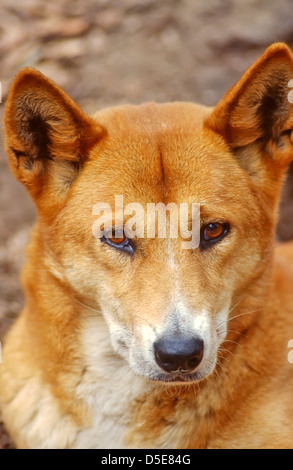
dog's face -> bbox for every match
[4,43,293,383]
[50,104,272,383]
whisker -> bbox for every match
[228,307,265,324]
[216,296,246,330]
[72,296,101,314]
[215,356,227,371]
[216,328,249,339]
[221,338,240,346]
[218,347,235,358]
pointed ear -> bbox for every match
[4,68,104,199]
[205,43,293,171]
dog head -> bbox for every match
[4,43,293,383]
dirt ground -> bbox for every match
[1,0,293,449]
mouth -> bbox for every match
[129,348,216,384]
[131,347,217,384]
[148,369,208,383]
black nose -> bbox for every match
[154,334,204,373]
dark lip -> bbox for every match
[148,371,205,383]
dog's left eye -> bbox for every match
[200,222,230,249]
[101,231,134,255]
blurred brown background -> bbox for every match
[1,0,293,448]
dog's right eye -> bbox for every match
[101,231,134,255]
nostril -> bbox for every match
[185,354,201,371]
[154,335,204,374]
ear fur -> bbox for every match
[206,43,293,169]
[4,68,104,198]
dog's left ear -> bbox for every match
[206,43,293,172]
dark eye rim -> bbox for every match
[200,222,230,250]
[100,234,135,255]
[100,222,230,254]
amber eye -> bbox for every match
[101,230,134,255]
[200,222,230,249]
[108,233,126,244]
[204,223,225,240]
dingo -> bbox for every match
[1,43,293,449]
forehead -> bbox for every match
[79,102,248,209]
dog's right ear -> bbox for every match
[4,68,104,201]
